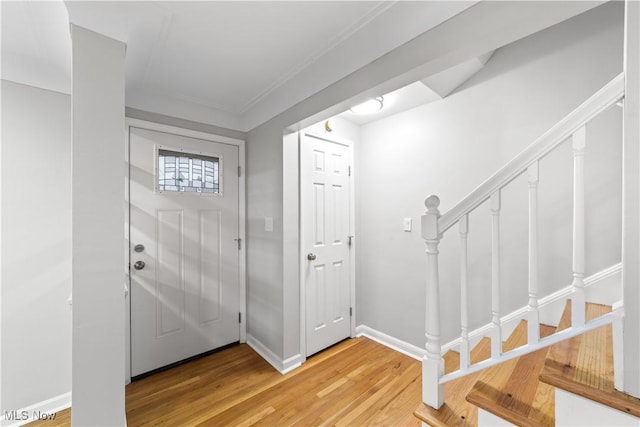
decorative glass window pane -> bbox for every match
[158,149,220,194]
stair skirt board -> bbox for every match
[246,334,303,375]
[540,263,622,327]
[555,389,640,427]
[357,264,620,365]
[442,262,622,355]
[0,392,71,427]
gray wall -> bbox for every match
[71,25,126,426]
[1,81,72,412]
[355,2,624,346]
[247,120,287,357]
[245,1,608,361]
[249,116,361,361]
[0,82,249,416]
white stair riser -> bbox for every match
[478,408,516,426]
[555,389,640,426]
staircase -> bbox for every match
[415,301,640,426]
[413,70,640,425]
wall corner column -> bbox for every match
[622,0,640,399]
[71,24,127,425]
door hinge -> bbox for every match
[348,235,354,247]
[350,307,353,317]
[234,238,242,250]
[238,312,242,323]
[348,165,352,177]
[238,166,241,177]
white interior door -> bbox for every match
[129,127,240,377]
[301,132,353,357]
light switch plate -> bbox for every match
[403,218,412,232]
[265,217,273,232]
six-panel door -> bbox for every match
[302,133,352,357]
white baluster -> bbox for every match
[490,191,502,358]
[571,126,586,327]
[528,162,540,344]
[422,195,444,409]
[459,215,470,370]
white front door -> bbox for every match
[301,132,353,356]
[129,127,240,377]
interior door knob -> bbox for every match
[133,260,145,270]
[307,253,316,261]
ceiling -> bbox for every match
[337,50,495,126]
[1,1,71,94]
[1,1,481,131]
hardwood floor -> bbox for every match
[28,337,421,426]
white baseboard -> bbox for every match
[355,325,425,361]
[246,334,302,375]
[1,392,71,427]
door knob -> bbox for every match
[133,260,145,270]
[307,253,316,261]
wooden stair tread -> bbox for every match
[466,320,556,427]
[414,337,491,426]
[539,301,640,418]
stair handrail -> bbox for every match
[421,72,625,410]
[438,72,624,235]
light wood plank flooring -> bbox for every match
[28,337,421,426]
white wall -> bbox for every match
[71,25,126,426]
[1,81,72,416]
[356,2,624,347]
[622,0,640,399]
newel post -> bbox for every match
[422,195,444,409]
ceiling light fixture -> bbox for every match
[349,96,384,115]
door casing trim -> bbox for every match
[125,118,246,384]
